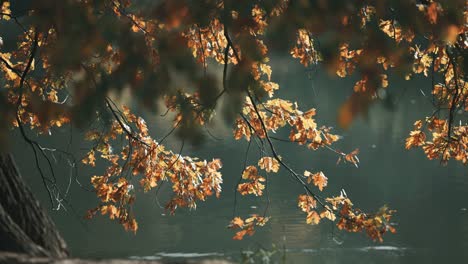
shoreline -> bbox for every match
[0,252,232,264]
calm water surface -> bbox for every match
[12,56,468,263]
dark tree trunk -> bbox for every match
[0,153,68,258]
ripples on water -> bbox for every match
[130,246,421,263]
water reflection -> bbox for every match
[11,55,468,263]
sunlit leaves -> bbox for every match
[258,157,279,173]
[306,211,321,225]
[405,45,468,165]
[242,166,259,180]
[335,44,362,78]
[291,29,320,67]
[238,165,265,196]
[320,209,336,221]
[298,190,396,241]
[183,18,237,65]
[326,195,396,242]
[379,20,414,43]
[0,53,18,81]
[235,97,341,153]
[250,5,268,36]
[237,157,278,196]
[83,106,223,230]
[405,130,426,149]
[234,118,252,141]
[1,1,10,20]
[87,175,138,232]
[304,170,327,191]
[337,149,360,168]
[297,194,321,225]
[336,204,396,242]
[229,215,270,240]
[252,62,279,98]
[358,5,376,28]
[425,2,440,24]
[129,15,147,33]
[82,150,96,167]
[297,194,317,212]
[406,118,468,164]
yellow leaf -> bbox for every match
[230,217,244,229]
[306,211,320,225]
[242,166,259,179]
[320,210,336,221]
[312,171,327,191]
[259,63,272,80]
[258,157,279,173]
[1,2,11,20]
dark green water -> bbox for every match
[11,56,468,263]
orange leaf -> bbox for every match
[242,166,259,179]
[306,211,321,225]
[230,217,244,229]
[311,171,327,191]
[233,230,248,240]
[427,2,438,24]
[258,157,280,173]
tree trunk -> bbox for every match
[0,153,68,258]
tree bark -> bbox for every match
[0,153,68,258]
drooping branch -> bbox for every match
[222,28,326,207]
[8,31,58,208]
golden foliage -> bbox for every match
[5,0,467,242]
[1,1,10,20]
[238,165,265,196]
[228,215,270,240]
[82,107,223,231]
[304,170,328,191]
[258,157,280,173]
[291,29,321,67]
[406,118,468,164]
[235,97,340,152]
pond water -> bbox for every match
[12,56,468,263]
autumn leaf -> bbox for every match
[237,179,265,196]
[123,218,138,234]
[305,170,327,191]
[233,230,248,240]
[258,157,280,173]
[47,89,58,103]
[259,63,272,80]
[230,217,244,229]
[320,209,336,221]
[306,211,321,225]
[405,130,426,149]
[427,2,439,24]
[1,1,11,20]
[312,171,328,191]
[229,215,269,240]
[100,205,119,219]
[297,194,317,212]
[380,74,388,88]
[242,166,259,180]
[261,81,279,97]
[82,150,96,167]
[344,149,360,167]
